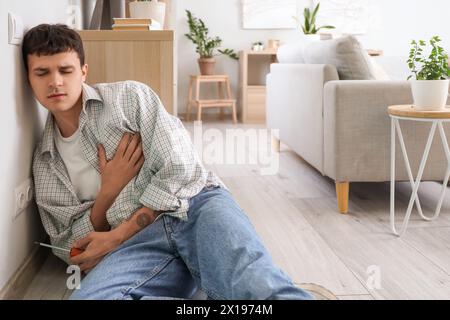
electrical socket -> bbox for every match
[8,12,23,46]
[13,178,33,221]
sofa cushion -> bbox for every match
[370,57,390,80]
[277,36,323,63]
[303,35,376,80]
[277,41,307,63]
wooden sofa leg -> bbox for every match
[271,135,280,153]
[335,182,349,214]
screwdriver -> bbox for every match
[34,241,84,257]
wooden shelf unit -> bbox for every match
[78,30,174,114]
[239,49,277,123]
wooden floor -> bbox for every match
[22,122,450,300]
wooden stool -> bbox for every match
[186,75,237,124]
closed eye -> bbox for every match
[35,71,72,77]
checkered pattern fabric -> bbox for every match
[33,81,221,263]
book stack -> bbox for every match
[112,18,162,31]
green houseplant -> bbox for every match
[407,36,450,110]
[252,41,264,51]
[185,10,238,75]
[294,2,334,38]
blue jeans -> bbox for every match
[69,186,313,300]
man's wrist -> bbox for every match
[89,186,118,231]
[111,224,128,245]
[98,185,118,203]
[113,207,158,243]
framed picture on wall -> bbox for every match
[313,0,371,34]
[242,0,310,29]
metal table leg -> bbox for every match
[390,118,441,236]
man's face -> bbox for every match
[27,50,88,114]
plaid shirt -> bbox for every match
[33,81,221,263]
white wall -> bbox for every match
[361,0,450,56]
[176,0,450,116]
[0,0,69,292]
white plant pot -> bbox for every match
[252,44,264,51]
[410,80,450,110]
[301,34,321,42]
[129,1,166,28]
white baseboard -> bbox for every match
[0,246,48,300]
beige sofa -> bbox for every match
[266,62,450,213]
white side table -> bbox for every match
[388,105,450,236]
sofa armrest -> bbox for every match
[323,80,449,182]
[267,64,338,173]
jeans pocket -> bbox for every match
[205,184,220,191]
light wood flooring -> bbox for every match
[21,122,450,300]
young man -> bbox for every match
[24,23,314,300]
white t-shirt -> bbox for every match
[54,124,101,202]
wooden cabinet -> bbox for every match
[246,86,266,123]
[239,49,277,123]
[78,30,174,114]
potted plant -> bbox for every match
[407,36,450,110]
[294,2,335,41]
[252,41,264,51]
[129,0,166,28]
[185,10,238,75]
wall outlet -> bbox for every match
[13,178,33,221]
[8,12,23,46]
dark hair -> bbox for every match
[22,24,85,74]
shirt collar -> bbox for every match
[40,83,103,157]
[81,82,103,113]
